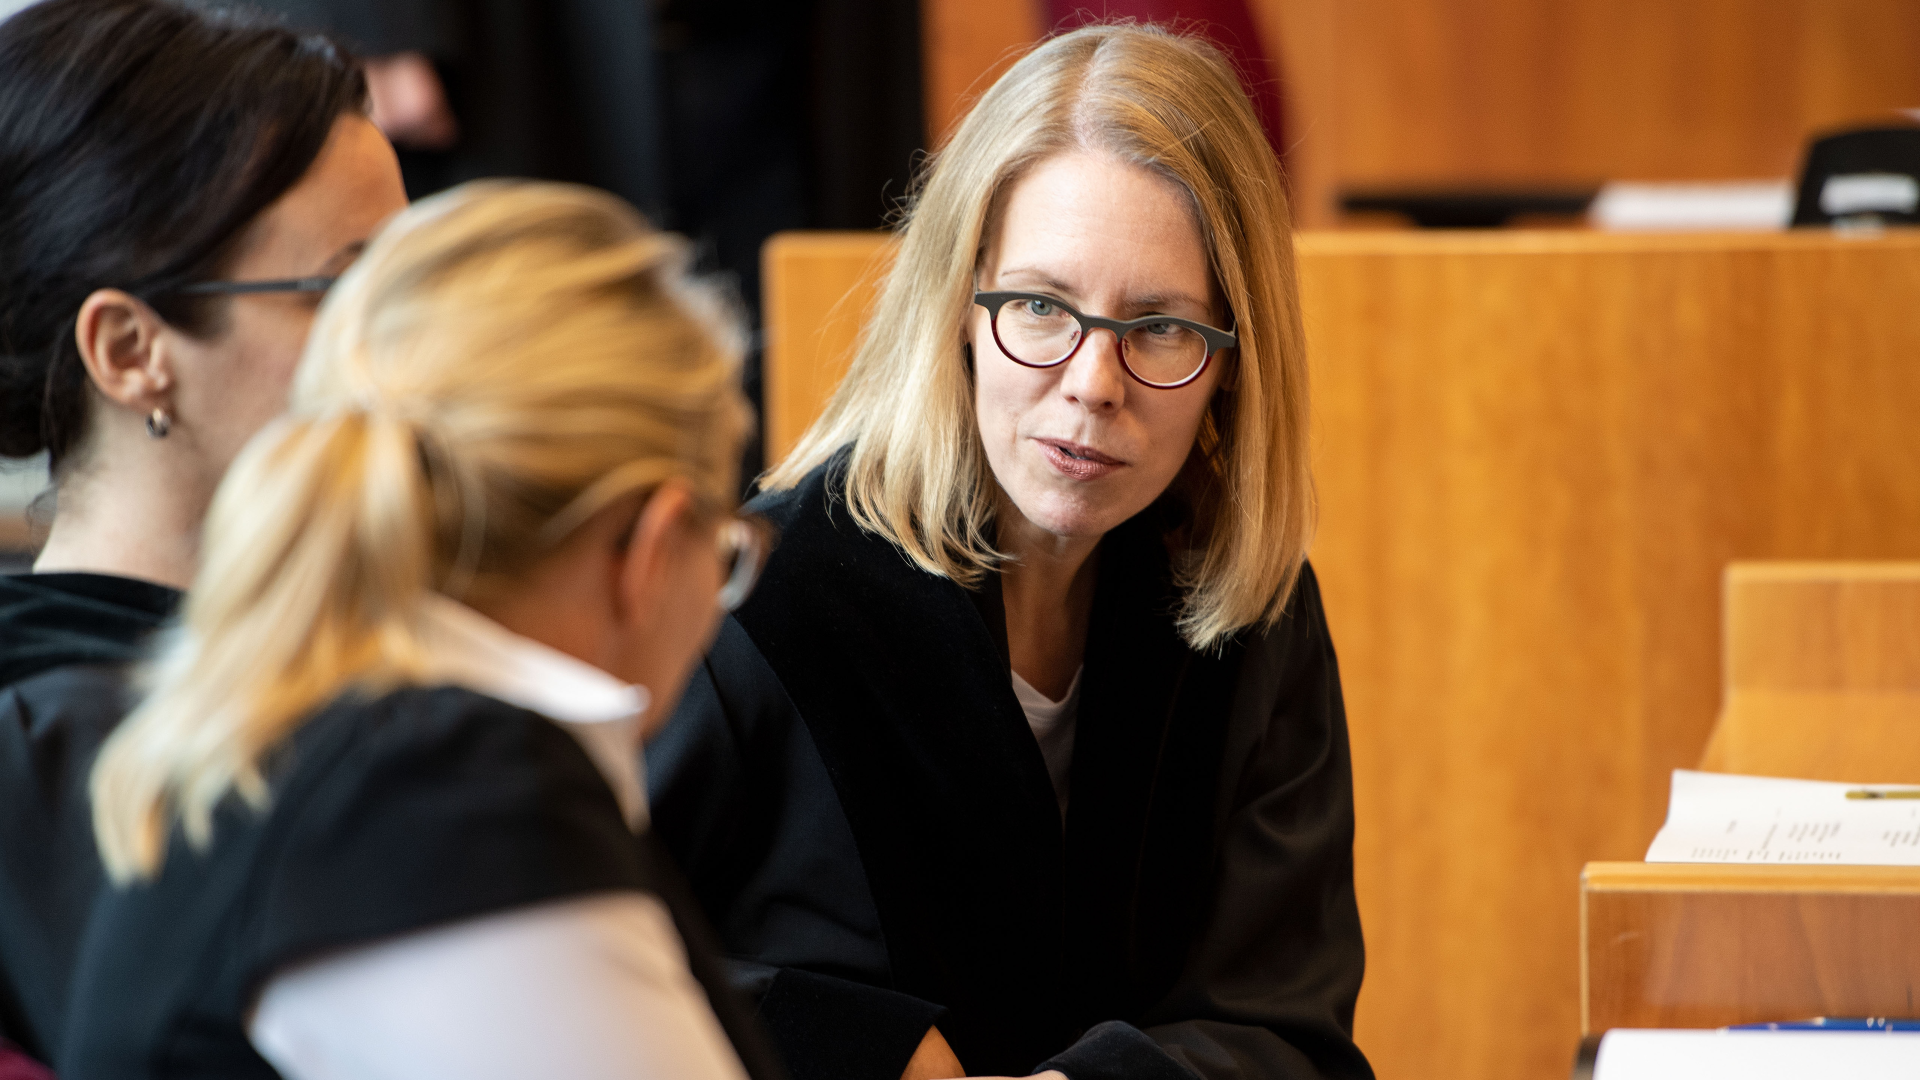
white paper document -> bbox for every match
[1595,1030,1920,1080]
[1588,180,1793,231]
[1644,770,1920,865]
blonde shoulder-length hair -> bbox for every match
[93,181,748,882]
[767,22,1312,651]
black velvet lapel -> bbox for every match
[734,458,1244,1075]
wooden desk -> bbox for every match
[1583,861,1920,1032]
[761,228,1920,1080]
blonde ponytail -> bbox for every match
[93,181,748,882]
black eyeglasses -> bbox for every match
[174,276,339,297]
[715,515,774,613]
[973,290,1236,390]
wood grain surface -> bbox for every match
[1302,228,1920,1080]
[1582,861,1920,1032]
[1699,562,1920,781]
[921,0,1042,147]
[760,232,896,463]
[919,0,1920,226]
[761,227,1920,1080]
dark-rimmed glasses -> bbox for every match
[973,290,1236,389]
[175,275,339,297]
[715,515,774,612]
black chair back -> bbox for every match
[1791,124,1920,227]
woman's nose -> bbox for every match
[1059,328,1128,410]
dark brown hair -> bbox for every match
[0,0,367,470]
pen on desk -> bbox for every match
[1845,789,1920,799]
[1728,1018,1920,1031]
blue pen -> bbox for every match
[1726,1018,1920,1032]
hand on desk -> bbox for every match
[898,1026,1066,1080]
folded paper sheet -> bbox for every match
[1595,1030,1920,1079]
[1645,770,1920,865]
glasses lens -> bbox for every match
[715,518,766,612]
[1122,322,1209,387]
[993,297,1081,366]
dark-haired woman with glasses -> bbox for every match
[646,22,1374,1080]
[0,0,404,1065]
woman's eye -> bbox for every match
[1141,320,1176,336]
[1023,299,1056,317]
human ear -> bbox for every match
[611,481,698,628]
[73,289,174,414]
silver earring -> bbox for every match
[146,408,171,440]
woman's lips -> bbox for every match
[1037,438,1124,481]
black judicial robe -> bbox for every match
[0,573,180,1065]
[648,459,1375,1080]
[58,685,785,1080]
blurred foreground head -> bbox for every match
[96,181,749,879]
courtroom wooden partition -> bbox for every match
[761,228,1920,1080]
[922,1,1920,226]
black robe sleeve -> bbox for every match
[649,619,948,1080]
[1042,566,1373,1080]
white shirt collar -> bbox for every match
[415,593,651,830]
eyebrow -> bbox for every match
[993,266,1212,317]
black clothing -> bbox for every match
[253,0,667,213]
[654,0,923,479]
[0,573,180,1064]
[59,684,784,1079]
[0,573,178,687]
[648,459,1375,1080]
[253,0,924,482]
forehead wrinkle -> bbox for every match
[995,266,1080,295]
[993,269,1208,318]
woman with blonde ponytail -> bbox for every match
[66,181,776,1080]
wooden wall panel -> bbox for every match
[923,0,1920,225]
[1301,229,1920,1080]
[922,0,1042,147]
[1328,0,1920,183]
[760,232,895,462]
[1270,0,1920,223]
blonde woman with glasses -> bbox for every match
[648,22,1373,1080]
[65,182,779,1080]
